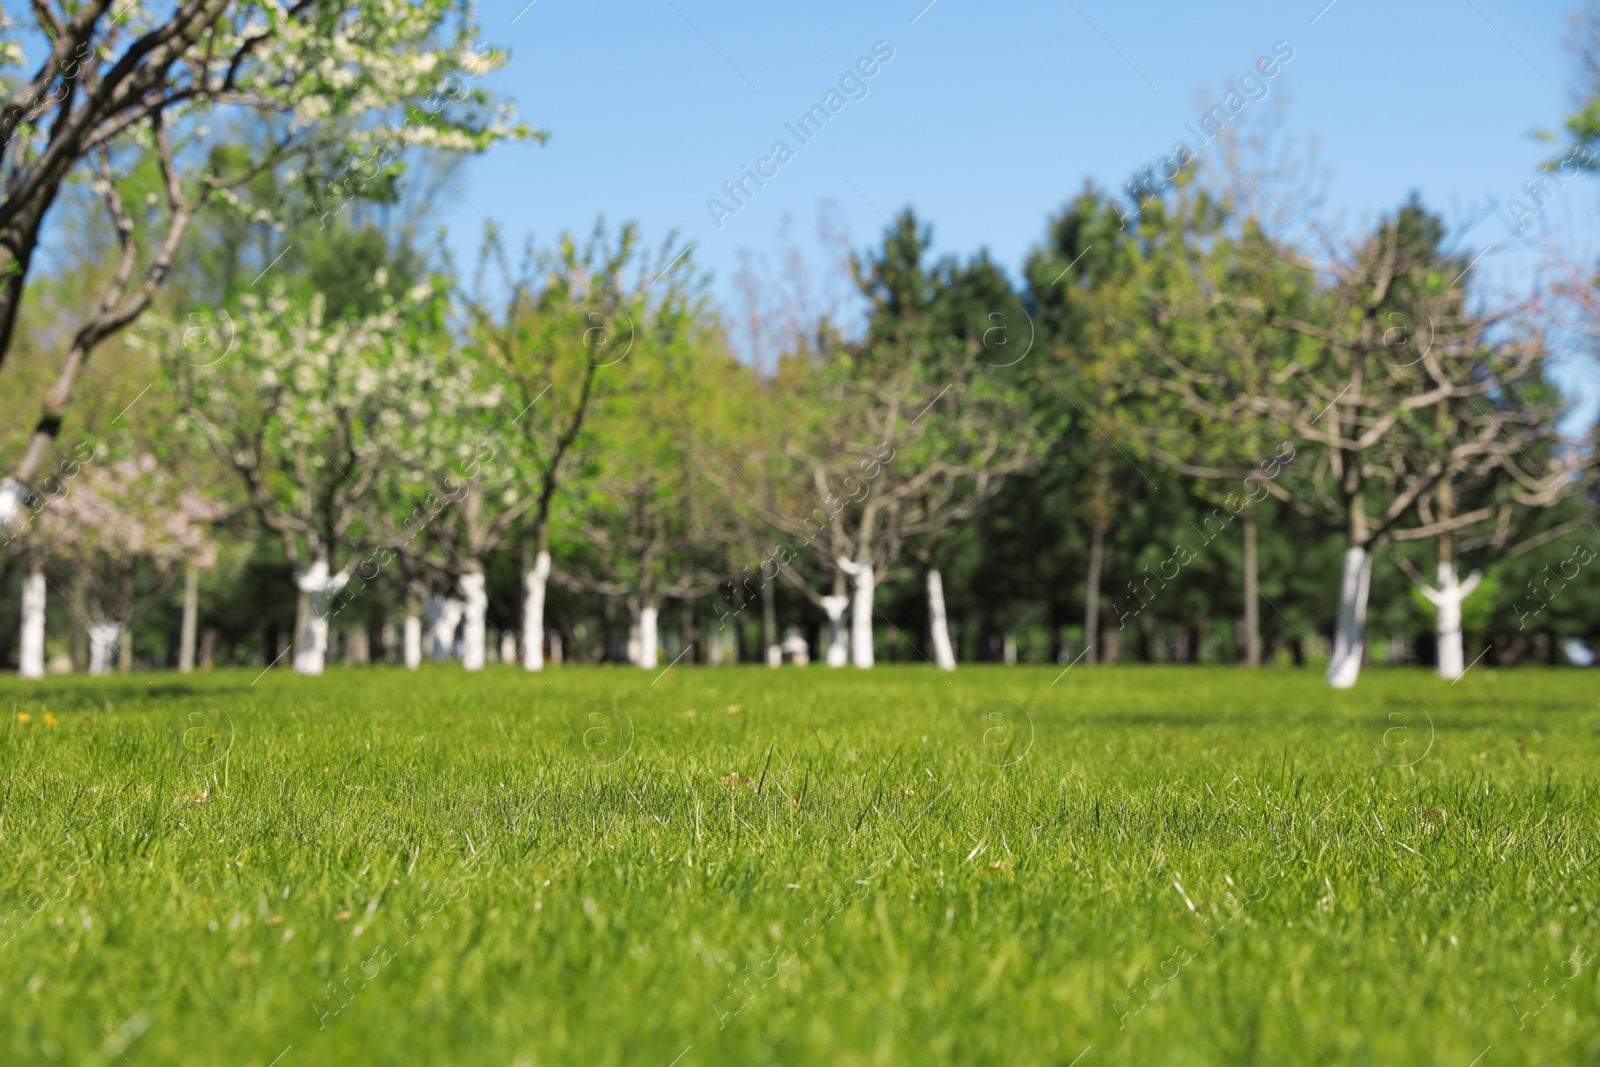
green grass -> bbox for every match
[2,663,1599,1066]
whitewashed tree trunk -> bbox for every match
[19,568,45,679]
[781,627,810,665]
[821,595,850,668]
[1003,632,1018,665]
[426,596,463,660]
[499,632,517,664]
[522,550,550,671]
[88,622,123,676]
[0,477,25,533]
[1420,561,1482,681]
[549,630,562,664]
[293,562,349,676]
[837,556,875,668]
[638,604,659,669]
[403,612,422,669]
[178,562,199,673]
[927,568,957,672]
[1326,546,1373,689]
[460,569,487,671]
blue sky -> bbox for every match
[448,0,1598,423]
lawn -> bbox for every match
[1,664,1597,1066]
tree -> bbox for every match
[0,0,533,525]
[467,222,702,670]
[1158,199,1584,686]
[553,251,730,670]
[42,450,218,673]
[166,273,467,674]
[790,210,1041,669]
[1022,188,1145,665]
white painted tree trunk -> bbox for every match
[1003,632,1018,666]
[522,550,550,671]
[821,595,850,668]
[19,568,45,679]
[460,570,487,671]
[1326,546,1373,689]
[426,596,463,661]
[837,556,875,668]
[499,632,517,664]
[178,562,199,673]
[638,604,659,669]
[0,477,25,533]
[88,622,123,676]
[781,627,810,665]
[403,613,422,669]
[293,562,349,676]
[1420,561,1482,681]
[549,630,563,664]
[927,568,957,672]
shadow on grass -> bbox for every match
[2,682,255,708]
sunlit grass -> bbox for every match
[1,664,1597,1066]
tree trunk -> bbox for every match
[499,632,517,664]
[293,562,347,676]
[427,596,463,661]
[198,627,215,669]
[178,562,199,673]
[838,555,875,668]
[1242,514,1261,667]
[0,478,25,531]
[638,603,659,669]
[680,600,697,665]
[761,579,781,667]
[1420,561,1481,681]
[70,567,87,672]
[1084,524,1105,665]
[821,595,849,668]
[1326,545,1372,689]
[927,568,957,671]
[88,622,122,676]
[1003,631,1017,665]
[460,568,487,671]
[18,568,45,679]
[403,599,422,670]
[522,548,551,671]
